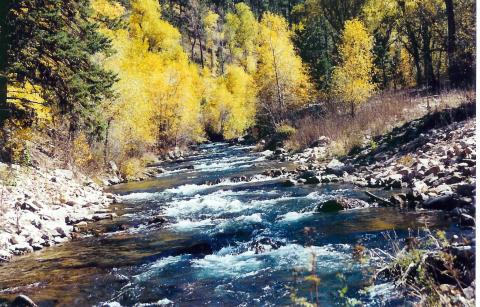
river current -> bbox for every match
[0,143,454,306]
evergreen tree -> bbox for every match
[3,0,117,137]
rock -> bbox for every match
[19,201,40,212]
[92,213,116,221]
[173,242,213,257]
[310,136,330,148]
[456,184,475,197]
[148,216,167,225]
[459,213,475,227]
[249,238,286,254]
[11,294,38,307]
[325,159,351,176]
[108,161,119,173]
[304,176,321,185]
[387,174,403,188]
[11,243,33,255]
[281,179,296,187]
[389,194,406,206]
[316,197,370,213]
[321,174,339,183]
[297,170,317,180]
[425,165,442,176]
[445,174,464,184]
[54,169,74,180]
[55,227,67,237]
[422,195,470,211]
[74,221,88,229]
[0,250,12,262]
[274,148,287,155]
[432,184,453,195]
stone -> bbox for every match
[11,243,33,255]
[432,184,453,195]
[456,184,475,197]
[390,194,406,206]
[321,174,339,183]
[325,159,351,176]
[310,136,331,148]
[92,213,116,221]
[297,170,317,180]
[20,201,40,212]
[148,216,167,225]
[0,250,12,262]
[412,180,428,193]
[459,213,475,227]
[422,195,470,211]
[316,197,370,213]
[445,174,464,184]
[55,227,67,237]
[425,165,442,176]
[304,176,321,185]
[108,161,119,173]
[282,179,296,187]
[11,294,38,307]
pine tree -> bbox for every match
[4,0,117,137]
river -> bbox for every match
[0,143,455,306]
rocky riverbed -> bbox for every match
[0,164,119,262]
[264,105,475,220]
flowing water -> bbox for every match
[0,143,456,306]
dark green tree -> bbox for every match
[3,0,117,138]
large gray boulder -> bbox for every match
[325,159,352,176]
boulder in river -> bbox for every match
[422,195,471,211]
[316,197,371,213]
[11,294,38,307]
[173,242,213,257]
[281,179,296,187]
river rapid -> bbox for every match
[0,143,456,306]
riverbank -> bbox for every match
[262,102,476,304]
[0,163,120,262]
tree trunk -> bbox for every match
[350,102,355,118]
[421,19,436,90]
[445,0,458,87]
[405,25,423,86]
[0,0,9,127]
[199,35,204,68]
[103,118,112,166]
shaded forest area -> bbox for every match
[0,0,475,179]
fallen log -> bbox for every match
[365,191,395,206]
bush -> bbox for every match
[73,133,95,170]
[288,90,472,155]
[119,157,144,180]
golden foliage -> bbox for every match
[332,19,375,107]
[119,157,144,180]
[73,133,95,169]
[256,12,314,127]
[203,65,257,139]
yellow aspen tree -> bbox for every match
[256,12,313,129]
[203,64,257,139]
[332,19,375,117]
[224,3,259,73]
[203,10,220,72]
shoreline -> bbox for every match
[0,164,120,262]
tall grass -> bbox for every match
[288,89,474,156]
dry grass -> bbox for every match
[288,89,474,156]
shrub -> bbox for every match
[73,133,95,170]
[119,157,144,180]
